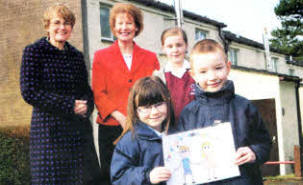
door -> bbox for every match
[251,99,279,176]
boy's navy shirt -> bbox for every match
[175,80,272,185]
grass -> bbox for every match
[264,173,303,181]
[0,125,31,185]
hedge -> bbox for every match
[0,126,31,185]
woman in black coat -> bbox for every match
[20,4,100,185]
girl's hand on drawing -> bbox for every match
[111,111,126,129]
[149,166,171,184]
[235,146,256,165]
[74,100,88,117]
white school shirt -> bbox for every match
[164,59,190,78]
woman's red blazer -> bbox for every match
[92,41,159,126]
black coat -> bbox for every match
[20,37,100,185]
[176,81,272,185]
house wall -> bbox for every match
[229,69,300,175]
[279,81,300,174]
[230,42,266,70]
[182,20,222,50]
[134,7,168,54]
[229,69,279,100]
[229,42,303,78]
[0,0,83,127]
[271,53,303,77]
[86,0,221,67]
[86,0,303,80]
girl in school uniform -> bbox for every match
[153,27,195,120]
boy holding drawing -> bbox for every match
[177,39,272,184]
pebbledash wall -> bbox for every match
[0,0,84,127]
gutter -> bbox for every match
[218,26,229,54]
[295,80,303,170]
[81,0,90,71]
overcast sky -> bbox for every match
[159,0,281,43]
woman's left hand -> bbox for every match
[74,100,88,117]
[235,146,256,165]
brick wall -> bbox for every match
[0,0,83,127]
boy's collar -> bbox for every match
[196,80,234,96]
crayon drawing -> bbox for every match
[163,122,240,185]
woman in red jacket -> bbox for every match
[92,3,159,185]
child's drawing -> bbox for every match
[201,141,217,181]
[177,144,195,184]
[163,122,240,185]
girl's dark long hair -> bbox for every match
[115,76,175,143]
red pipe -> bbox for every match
[264,161,295,165]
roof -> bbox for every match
[223,30,281,53]
[127,1,283,53]
[286,58,303,67]
[224,31,303,67]
[232,65,302,83]
[127,0,226,28]
[127,0,302,66]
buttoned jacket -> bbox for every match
[92,41,159,126]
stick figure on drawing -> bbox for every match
[201,141,218,181]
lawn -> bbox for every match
[0,126,31,185]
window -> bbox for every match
[100,4,114,41]
[228,48,238,65]
[289,69,295,76]
[271,57,278,72]
[195,28,207,41]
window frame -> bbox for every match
[195,28,208,41]
[228,48,238,66]
[100,3,114,42]
[271,57,279,73]
[288,68,295,76]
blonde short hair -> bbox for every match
[190,39,227,66]
[109,3,143,37]
[43,4,76,30]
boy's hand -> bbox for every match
[150,167,171,184]
[235,146,256,165]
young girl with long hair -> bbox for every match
[111,76,174,185]
[153,27,195,120]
